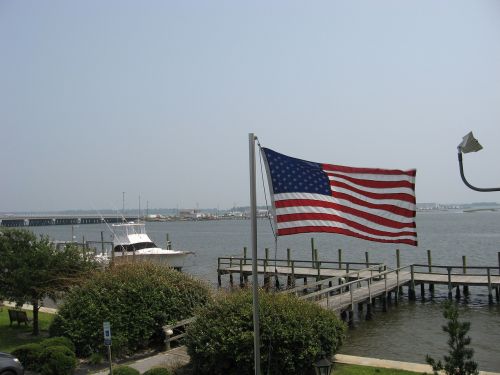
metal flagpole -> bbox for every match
[249,133,261,375]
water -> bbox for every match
[30,211,500,371]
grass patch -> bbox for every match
[0,308,55,353]
[335,363,423,375]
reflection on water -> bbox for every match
[340,287,500,372]
[29,212,500,371]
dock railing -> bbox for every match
[412,263,500,302]
[296,265,412,311]
[162,317,196,350]
[217,256,383,275]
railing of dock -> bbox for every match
[162,317,196,350]
[217,256,383,274]
[295,265,412,311]
[411,263,500,303]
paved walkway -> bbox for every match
[90,346,500,374]
[2,301,58,314]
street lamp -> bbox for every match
[313,352,333,375]
[457,132,500,192]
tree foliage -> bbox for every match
[426,301,479,375]
[0,228,97,335]
[49,262,211,357]
[185,289,346,375]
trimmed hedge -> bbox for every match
[11,343,43,371]
[112,365,140,375]
[11,337,76,372]
[40,336,76,352]
[39,345,76,375]
[143,368,173,375]
[185,290,346,375]
[49,262,211,357]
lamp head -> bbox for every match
[458,132,483,154]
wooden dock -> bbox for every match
[217,249,500,324]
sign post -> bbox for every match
[103,321,112,375]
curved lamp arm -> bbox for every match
[458,152,500,192]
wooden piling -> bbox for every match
[366,303,373,320]
[338,248,343,269]
[487,267,493,305]
[286,248,291,266]
[409,265,416,300]
[396,249,403,295]
[100,231,105,255]
[365,251,369,268]
[420,283,425,299]
[310,238,315,268]
[239,259,244,287]
[462,255,469,295]
[427,249,434,293]
[217,258,222,287]
[447,267,452,300]
[243,247,247,265]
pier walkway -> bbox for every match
[217,250,500,322]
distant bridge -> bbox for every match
[0,215,138,227]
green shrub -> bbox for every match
[112,365,140,375]
[11,343,43,371]
[39,345,76,375]
[88,352,104,365]
[50,262,211,357]
[40,336,76,352]
[143,368,172,375]
[185,289,346,375]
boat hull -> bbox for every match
[112,252,188,269]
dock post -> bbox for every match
[243,247,247,265]
[396,249,403,295]
[366,302,373,321]
[291,261,296,287]
[310,238,315,268]
[365,251,369,268]
[382,295,387,312]
[316,262,322,290]
[348,310,354,327]
[427,249,434,293]
[239,259,244,287]
[314,248,319,269]
[409,265,416,301]
[217,259,222,287]
[338,248,343,269]
[487,268,493,305]
[340,310,347,322]
[447,267,452,300]
[395,269,400,304]
[100,231,105,255]
[420,283,425,299]
[286,248,291,266]
[462,255,469,295]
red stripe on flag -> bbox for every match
[276,212,416,238]
[327,172,415,190]
[275,199,416,228]
[276,226,418,246]
[331,181,416,205]
[322,163,416,177]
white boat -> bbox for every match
[104,222,191,269]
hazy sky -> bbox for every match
[1,1,500,212]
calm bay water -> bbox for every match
[31,211,500,371]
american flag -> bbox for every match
[262,148,417,246]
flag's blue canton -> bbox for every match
[262,148,331,195]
